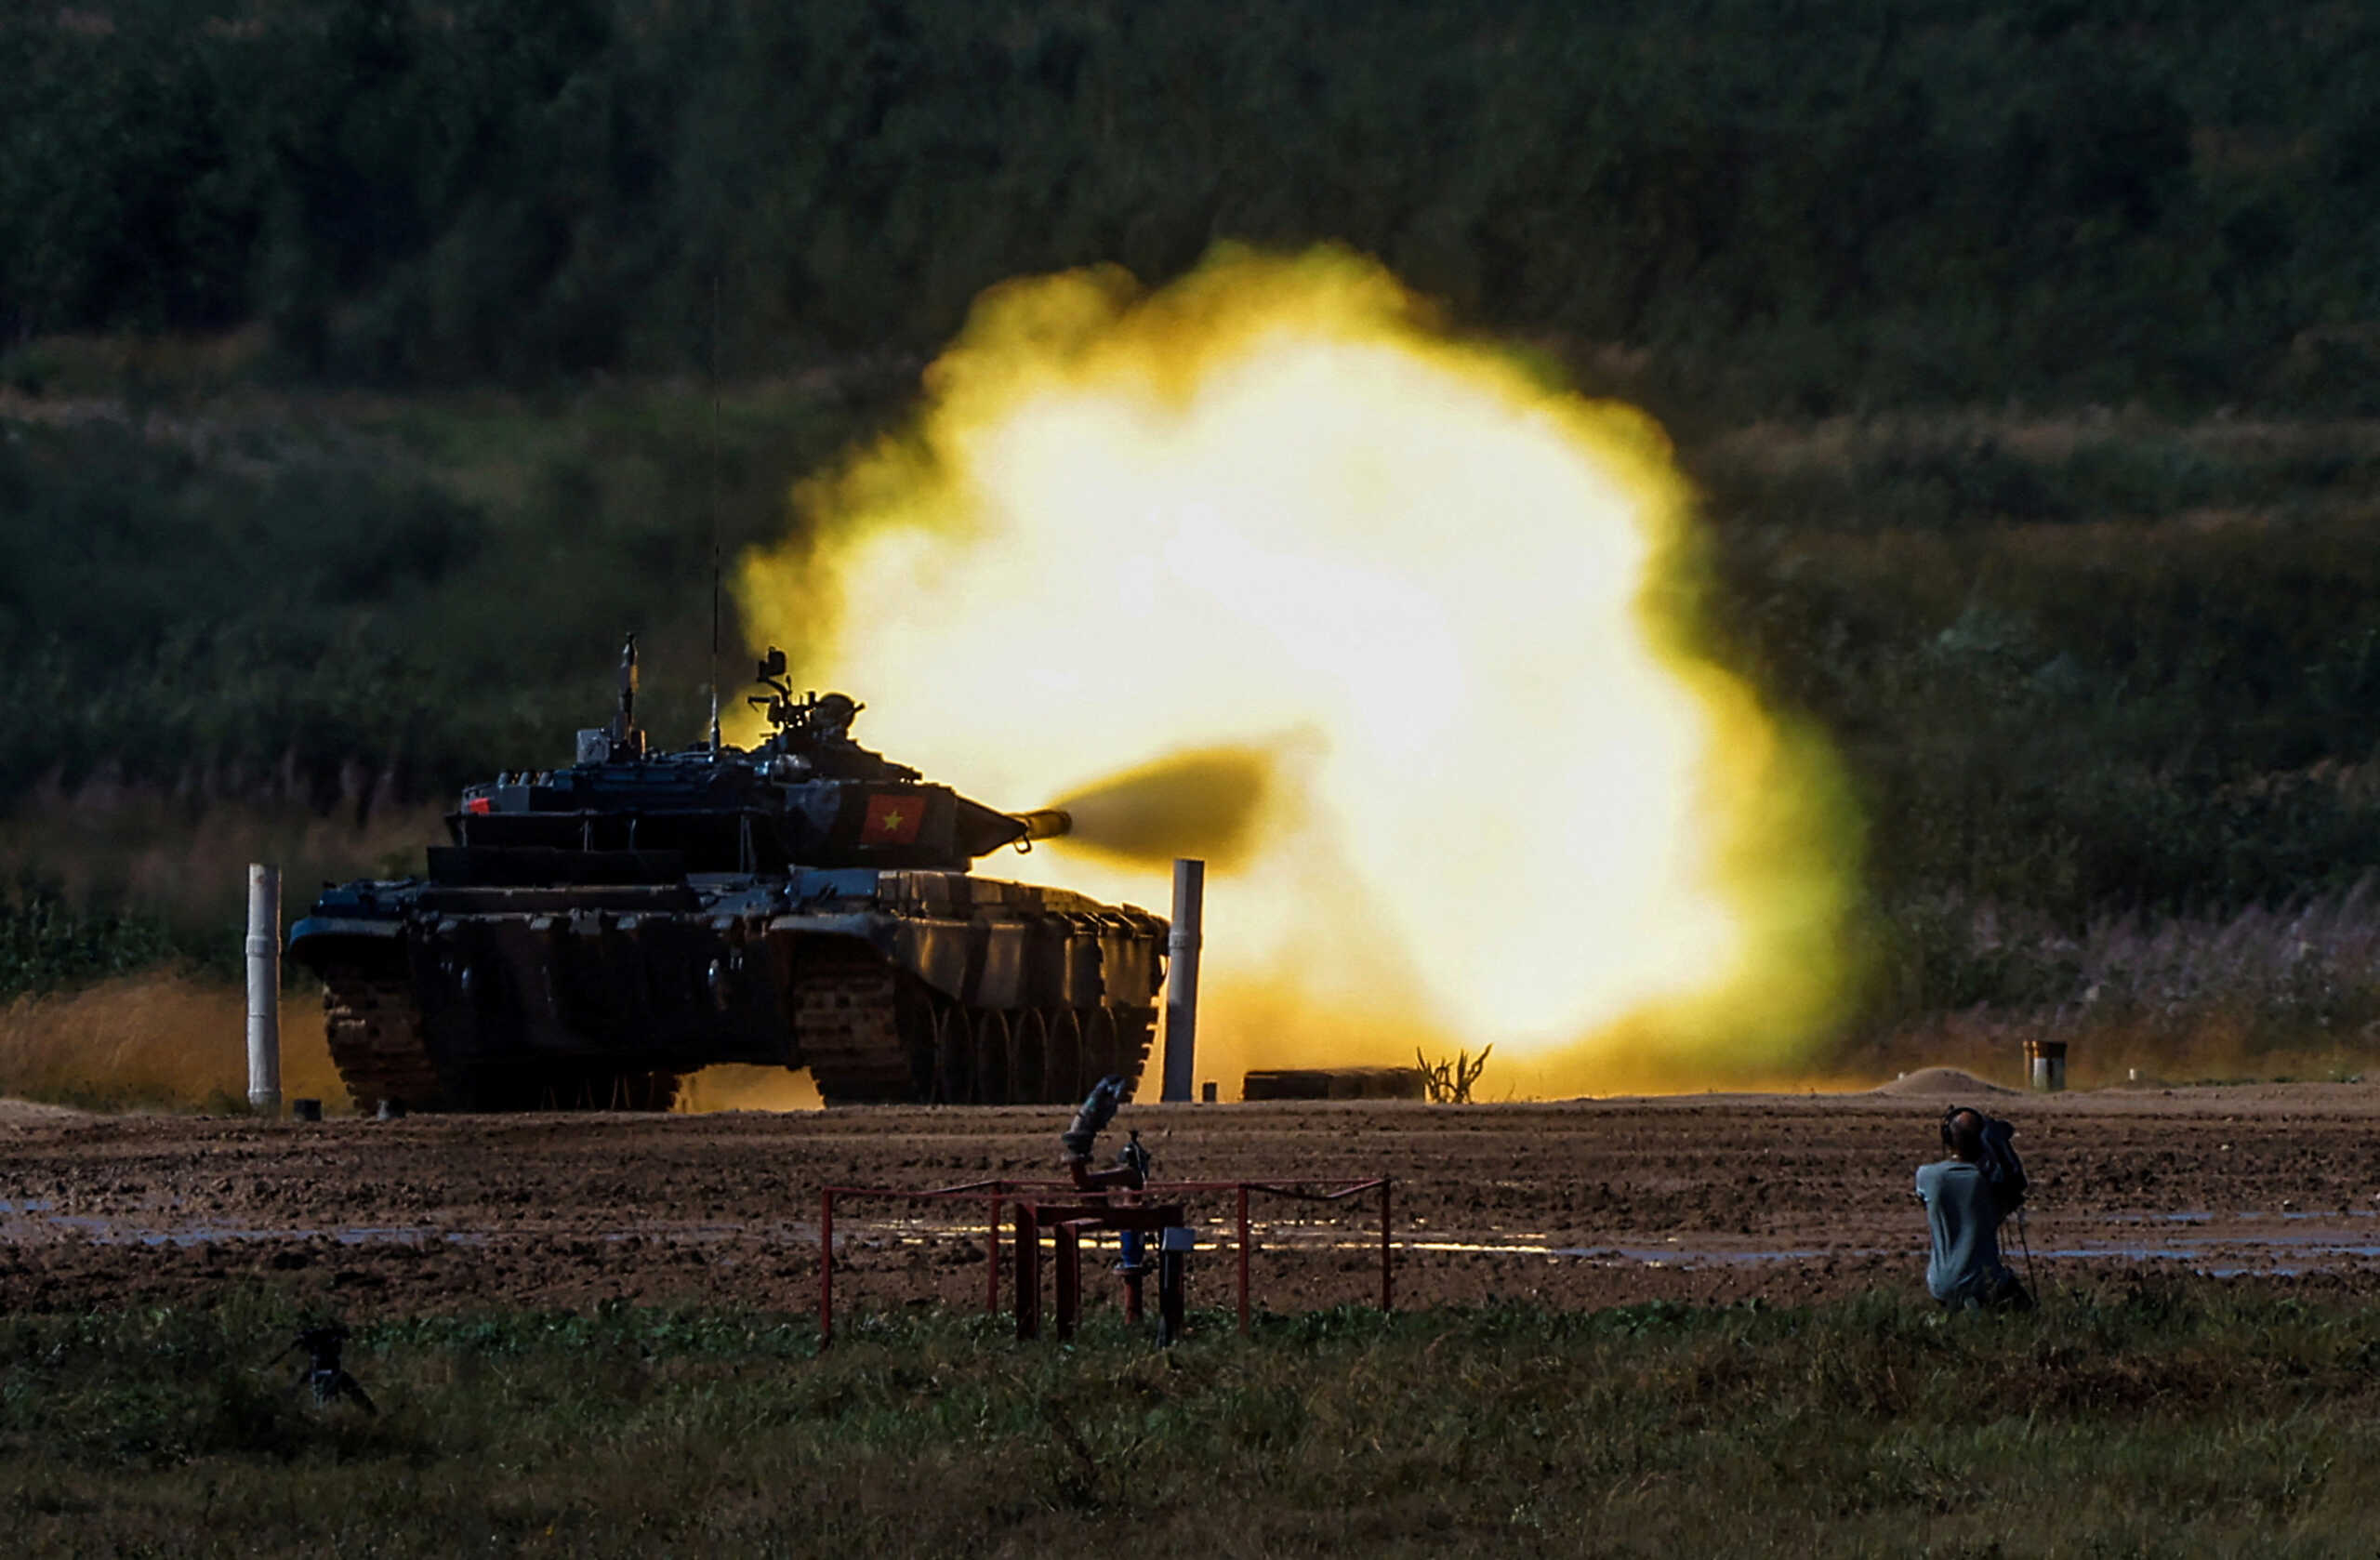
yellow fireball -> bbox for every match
[738,246,1855,1096]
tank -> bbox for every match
[287,639,1168,1112]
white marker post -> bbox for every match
[2024,1038,2068,1093]
[245,864,282,1117]
[1162,858,1204,1104]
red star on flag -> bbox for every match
[861,792,925,845]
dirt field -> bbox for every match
[7,1069,2380,1321]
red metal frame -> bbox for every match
[817,1176,1392,1346]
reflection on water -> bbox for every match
[10,1198,2380,1279]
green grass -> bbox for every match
[7,1286,2380,1554]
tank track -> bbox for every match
[792,945,924,1104]
[795,942,1157,1106]
[320,963,680,1114]
[321,966,446,1115]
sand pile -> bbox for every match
[1868,1066,2016,1098]
[0,1097,88,1127]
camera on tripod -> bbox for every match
[1944,1105,2028,1208]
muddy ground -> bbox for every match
[7,1071,2380,1322]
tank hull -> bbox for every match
[291,866,1166,1111]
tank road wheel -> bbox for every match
[1044,1009,1084,1105]
[904,994,943,1101]
[322,968,447,1114]
[1012,1010,1049,1104]
[973,1011,1012,1105]
[931,1003,971,1104]
[1080,1007,1119,1089]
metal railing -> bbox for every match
[817,1175,1392,1345]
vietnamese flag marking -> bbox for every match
[862,792,925,845]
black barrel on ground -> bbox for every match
[1240,1066,1429,1101]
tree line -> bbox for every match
[4,0,2377,412]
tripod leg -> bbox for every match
[1157,1249,1184,1345]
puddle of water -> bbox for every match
[2040,1238,2380,1263]
[17,1200,2380,1278]
[1262,1225,2380,1275]
[1411,1239,1846,1265]
[2135,1210,2374,1224]
[0,1210,787,1250]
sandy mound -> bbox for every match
[0,1097,90,1127]
[1868,1066,2016,1098]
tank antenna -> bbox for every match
[707,271,724,756]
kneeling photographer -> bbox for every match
[1915,1105,2033,1311]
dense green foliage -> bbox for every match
[0,381,861,806]
[0,876,178,995]
[7,1287,2380,1554]
[1693,422,2380,919]
[4,1,2378,409]
[1689,417,2380,1022]
[0,414,483,805]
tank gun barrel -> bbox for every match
[1010,808,1073,842]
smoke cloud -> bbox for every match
[738,245,1858,1094]
[1047,742,1286,871]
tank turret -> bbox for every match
[289,641,1165,1113]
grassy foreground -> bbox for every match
[6,1287,2379,1556]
